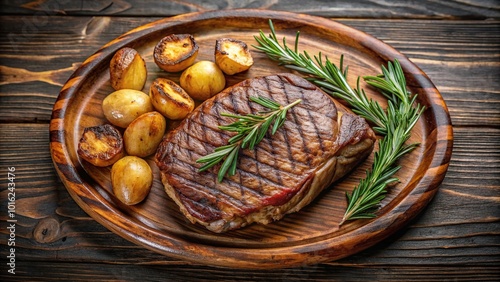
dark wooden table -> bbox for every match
[1,1,499,281]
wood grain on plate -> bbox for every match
[49,9,453,269]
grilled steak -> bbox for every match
[155,73,376,233]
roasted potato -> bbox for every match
[154,34,198,72]
[111,156,153,205]
[77,124,125,167]
[102,89,154,128]
[149,78,194,120]
[110,47,147,91]
[180,60,226,101]
[215,38,254,75]
[124,111,166,157]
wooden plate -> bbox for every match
[50,9,453,269]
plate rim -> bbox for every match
[49,9,453,269]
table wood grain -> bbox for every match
[1,0,499,280]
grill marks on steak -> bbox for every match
[156,73,375,232]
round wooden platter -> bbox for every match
[50,9,453,269]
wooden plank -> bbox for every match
[1,0,499,19]
[0,16,499,126]
[0,124,498,267]
[2,262,499,281]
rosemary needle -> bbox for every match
[196,96,301,183]
[254,19,424,224]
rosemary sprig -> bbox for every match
[253,20,425,224]
[342,61,424,223]
[253,20,390,135]
[196,96,302,182]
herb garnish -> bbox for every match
[196,96,302,182]
[253,20,424,224]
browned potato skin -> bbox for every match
[110,47,148,91]
[77,124,125,167]
[102,89,154,128]
[111,156,153,205]
[124,111,167,157]
[180,61,226,101]
[215,38,254,75]
[154,34,199,72]
[149,78,195,120]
